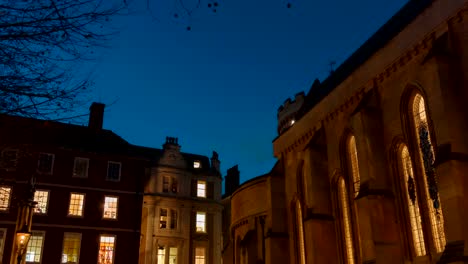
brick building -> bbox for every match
[0,103,224,264]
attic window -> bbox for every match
[290,119,295,125]
[193,161,201,169]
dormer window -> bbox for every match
[193,161,201,169]
[290,119,295,125]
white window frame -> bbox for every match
[103,196,118,220]
[37,153,54,174]
[33,190,50,215]
[106,161,121,182]
[159,208,178,230]
[73,157,89,178]
[98,234,116,264]
[197,180,206,198]
[0,186,12,212]
[25,231,46,264]
[68,193,85,217]
[61,232,82,264]
[195,212,206,233]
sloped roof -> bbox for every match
[298,0,434,118]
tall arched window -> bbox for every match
[347,135,360,197]
[411,93,446,252]
[338,177,355,264]
[400,145,426,256]
[296,200,306,264]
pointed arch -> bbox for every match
[400,86,446,253]
[347,135,361,198]
[337,176,355,264]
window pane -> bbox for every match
[157,246,165,264]
[195,247,205,264]
[412,94,446,252]
[196,212,206,233]
[401,146,426,256]
[160,209,167,229]
[0,187,11,211]
[103,196,118,219]
[169,247,177,264]
[73,158,89,178]
[348,136,360,198]
[98,235,115,264]
[171,178,178,193]
[37,153,54,174]
[197,181,206,198]
[1,150,17,169]
[34,190,49,214]
[163,176,170,193]
[68,193,84,216]
[26,232,44,264]
[193,161,201,168]
[170,210,177,229]
[107,162,121,181]
[339,178,354,264]
[0,229,6,262]
[62,233,81,264]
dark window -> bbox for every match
[107,162,121,181]
[1,149,18,169]
[160,209,167,229]
[73,158,89,178]
[37,153,54,174]
[171,178,178,193]
[170,209,177,229]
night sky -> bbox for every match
[88,0,408,185]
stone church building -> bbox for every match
[225,0,468,263]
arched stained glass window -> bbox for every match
[348,135,360,198]
[338,177,355,264]
[296,200,306,264]
[412,94,446,253]
[401,145,426,256]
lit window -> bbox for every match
[25,231,45,264]
[195,247,205,264]
[37,153,54,174]
[0,228,6,261]
[339,177,355,264]
[193,161,201,168]
[68,193,85,217]
[0,186,12,211]
[103,196,118,219]
[196,212,206,233]
[61,233,81,264]
[157,246,165,264]
[197,180,206,198]
[169,247,177,264]
[412,94,446,252]
[296,201,306,264]
[73,158,89,178]
[401,145,426,256]
[98,235,115,264]
[34,190,49,214]
[290,119,295,125]
[348,135,360,197]
[107,162,121,181]
[160,209,167,229]
[1,149,18,169]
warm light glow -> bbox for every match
[34,190,49,214]
[68,193,84,216]
[412,94,446,252]
[290,119,295,125]
[348,135,360,197]
[103,196,118,219]
[401,145,426,256]
[197,180,206,198]
[339,177,355,264]
[98,235,115,264]
[193,161,201,168]
[196,212,206,232]
[195,247,206,264]
[25,232,44,263]
[296,201,306,264]
[61,233,81,264]
[0,186,12,211]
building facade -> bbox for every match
[272,0,468,263]
[0,103,145,264]
[0,104,224,264]
[139,138,223,264]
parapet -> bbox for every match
[277,92,305,135]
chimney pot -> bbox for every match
[89,102,105,130]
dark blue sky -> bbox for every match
[90,0,408,184]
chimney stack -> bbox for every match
[225,165,240,196]
[89,102,105,130]
[211,151,221,175]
